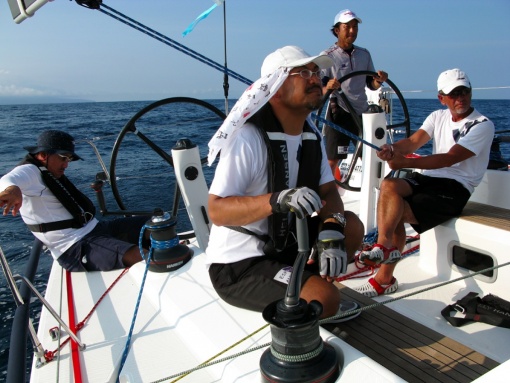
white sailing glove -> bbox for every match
[270,186,322,219]
[317,229,347,278]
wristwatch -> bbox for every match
[326,213,346,228]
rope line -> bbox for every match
[116,255,152,380]
[151,324,271,383]
[270,342,323,363]
[321,260,510,324]
[151,244,510,382]
[44,268,129,362]
[312,114,382,151]
[99,4,253,86]
[118,220,180,380]
[116,224,156,380]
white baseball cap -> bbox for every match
[261,45,333,77]
[437,68,471,94]
[334,9,362,25]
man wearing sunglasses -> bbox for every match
[354,69,495,297]
[206,46,364,320]
[320,9,388,176]
[0,130,146,272]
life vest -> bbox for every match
[228,103,323,253]
[19,155,96,233]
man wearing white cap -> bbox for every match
[355,68,495,297]
[321,9,388,175]
[206,46,364,320]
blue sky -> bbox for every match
[0,0,509,103]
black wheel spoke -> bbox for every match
[109,97,226,234]
[318,71,410,192]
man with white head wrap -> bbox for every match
[206,46,364,320]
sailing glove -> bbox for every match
[270,186,322,219]
[316,228,347,278]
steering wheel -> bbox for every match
[109,97,226,233]
[317,70,410,192]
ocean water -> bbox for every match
[0,98,509,381]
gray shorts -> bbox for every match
[324,102,361,160]
[57,216,150,272]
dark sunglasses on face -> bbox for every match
[443,87,471,98]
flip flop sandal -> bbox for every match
[354,277,398,298]
[359,244,402,266]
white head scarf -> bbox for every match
[207,46,333,166]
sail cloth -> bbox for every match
[207,67,289,166]
[182,0,225,37]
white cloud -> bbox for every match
[0,84,54,96]
[0,69,10,75]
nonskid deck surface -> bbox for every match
[33,248,405,383]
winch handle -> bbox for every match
[284,217,309,307]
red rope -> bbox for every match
[45,268,129,363]
[66,270,83,383]
[336,240,420,283]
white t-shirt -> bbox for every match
[0,164,98,259]
[420,108,495,194]
[205,122,333,266]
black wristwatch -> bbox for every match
[326,213,346,228]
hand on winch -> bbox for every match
[314,228,347,281]
[270,186,323,219]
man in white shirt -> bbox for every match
[206,46,364,320]
[356,69,495,297]
[0,130,146,271]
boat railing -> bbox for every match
[1,239,41,382]
[0,239,68,383]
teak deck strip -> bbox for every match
[460,201,510,231]
[324,285,500,383]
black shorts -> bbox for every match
[58,215,150,272]
[208,247,319,312]
[324,102,361,160]
[404,172,471,233]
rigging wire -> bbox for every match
[222,2,230,113]
[89,3,253,87]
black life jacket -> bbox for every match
[18,155,96,233]
[228,103,323,252]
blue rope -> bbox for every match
[116,222,178,381]
[151,237,179,250]
[312,114,382,151]
[363,229,378,245]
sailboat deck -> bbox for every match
[324,285,500,383]
[460,202,510,231]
